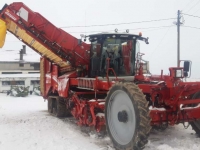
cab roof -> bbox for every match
[88,32,149,44]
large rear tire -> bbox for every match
[190,92,200,136]
[105,82,151,150]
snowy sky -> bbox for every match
[0,0,200,78]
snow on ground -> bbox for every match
[0,94,110,150]
[0,93,200,150]
[147,126,200,150]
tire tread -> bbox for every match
[105,82,151,150]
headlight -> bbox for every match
[176,69,182,78]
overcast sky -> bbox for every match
[1,0,200,78]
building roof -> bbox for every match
[0,48,40,63]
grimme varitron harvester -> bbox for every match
[1,2,200,150]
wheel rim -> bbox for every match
[107,90,136,145]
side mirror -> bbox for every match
[184,61,190,72]
[183,61,191,77]
[145,37,149,44]
[78,39,82,45]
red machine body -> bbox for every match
[0,2,90,69]
[1,2,200,149]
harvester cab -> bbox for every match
[87,32,149,78]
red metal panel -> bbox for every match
[45,73,51,96]
[150,105,200,125]
[57,71,77,97]
[51,65,58,92]
[1,2,90,67]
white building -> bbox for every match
[0,74,40,92]
[0,45,41,92]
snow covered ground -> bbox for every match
[0,94,200,150]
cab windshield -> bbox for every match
[89,33,148,78]
[101,38,137,76]
[90,38,139,77]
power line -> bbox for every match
[6,25,174,42]
[60,18,176,28]
[183,25,200,30]
[142,26,174,32]
[5,27,173,43]
[182,13,200,19]
[193,8,200,14]
[68,25,174,33]
[149,26,172,60]
[116,25,174,31]
[184,0,200,13]
[182,0,195,11]
[69,29,113,34]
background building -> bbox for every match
[0,45,40,92]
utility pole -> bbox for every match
[177,10,181,67]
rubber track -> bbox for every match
[56,98,71,117]
[47,97,53,113]
[106,82,151,150]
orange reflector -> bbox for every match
[0,19,6,48]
